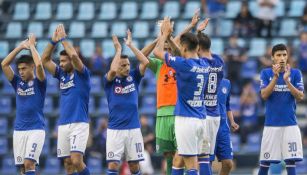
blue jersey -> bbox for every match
[260,68,304,126]
[10,75,46,130]
[103,67,143,129]
[203,54,224,117]
[218,79,231,120]
[54,66,91,125]
[165,53,209,119]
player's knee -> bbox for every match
[64,158,74,172]
[128,162,140,173]
[71,157,83,168]
[24,160,35,171]
[172,154,184,167]
[221,160,233,171]
[108,161,119,170]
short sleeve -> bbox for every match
[37,78,47,94]
[102,73,112,88]
[76,66,91,80]
[294,70,304,91]
[260,70,269,89]
[10,74,20,90]
[132,66,143,85]
[164,52,185,71]
[147,57,162,74]
[226,83,231,111]
[53,66,63,80]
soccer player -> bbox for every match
[153,17,209,175]
[103,30,149,175]
[258,44,304,175]
[215,78,239,175]
[1,34,46,175]
[42,24,91,175]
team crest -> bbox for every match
[126,76,133,82]
[115,86,122,94]
[28,80,33,87]
[222,87,227,94]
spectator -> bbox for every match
[299,4,307,32]
[256,0,279,38]
[90,45,107,76]
[258,45,273,71]
[297,32,307,88]
[233,1,256,37]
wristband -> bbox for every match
[59,37,67,42]
[49,39,58,46]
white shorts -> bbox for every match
[202,116,220,155]
[57,122,89,158]
[106,128,144,162]
[260,125,303,162]
[175,116,206,156]
[13,130,45,165]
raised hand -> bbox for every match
[272,64,281,77]
[112,35,122,51]
[124,29,132,47]
[283,64,291,81]
[28,33,36,46]
[18,39,30,50]
[197,18,210,33]
[191,8,200,27]
[161,17,173,37]
[57,24,67,40]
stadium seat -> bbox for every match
[90,76,102,94]
[98,97,109,115]
[91,22,108,38]
[111,22,127,37]
[248,1,258,17]
[80,39,95,58]
[211,38,224,55]
[123,41,140,57]
[249,38,267,57]
[1,156,17,174]
[237,38,246,47]
[56,2,73,20]
[6,22,22,38]
[36,40,49,55]
[0,137,8,155]
[27,22,43,38]
[13,2,30,20]
[44,96,53,115]
[99,2,116,20]
[133,21,149,38]
[0,41,9,58]
[140,1,158,20]
[244,132,261,152]
[175,21,189,36]
[89,97,95,115]
[183,1,200,19]
[120,2,137,20]
[140,95,156,115]
[41,137,50,155]
[77,2,94,20]
[35,2,52,20]
[1,78,15,95]
[0,97,12,115]
[46,74,59,95]
[162,1,179,19]
[42,157,60,174]
[288,0,306,17]
[87,157,102,174]
[69,22,85,38]
[0,118,8,135]
[219,20,233,37]
[102,40,115,58]
[240,58,258,79]
[275,0,285,17]
[225,1,242,18]
[270,38,288,46]
[279,19,298,36]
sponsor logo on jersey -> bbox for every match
[17,87,35,96]
[114,84,136,94]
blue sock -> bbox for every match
[286,161,296,175]
[25,170,35,175]
[131,169,141,175]
[198,157,212,175]
[107,169,118,175]
[258,162,270,175]
[186,169,198,175]
[171,167,184,175]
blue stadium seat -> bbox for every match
[27,22,43,38]
[1,156,17,174]
[240,58,258,79]
[90,76,102,94]
[69,22,85,38]
[230,134,240,152]
[0,137,8,155]
[0,41,9,58]
[123,41,140,57]
[87,157,102,174]
[99,2,116,20]
[80,39,95,58]
[35,2,51,20]
[41,137,50,155]
[249,38,267,57]
[162,1,179,19]
[48,22,61,38]
[275,0,285,17]
[0,118,8,135]
[89,97,95,115]
[279,19,298,36]
[42,157,60,174]
[244,132,261,152]
[288,0,306,17]
[248,1,258,17]
[1,78,15,95]
[271,38,288,46]
[225,1,241,18]
[36,40,49,55]
[13,2,30,20]
[133,22,149,38]
[211,38,224,55]
[140,1,158,20]
[77,2,94,20]
[0,97,12,115]
[56,2,73,20]
[46,74,59,95]
[183,1,200,19]
[140,95,156,115]
[111,22,127,37]
[98,97,109,115]
[219,20,233,37]
[44,96,53,115]
[237,38,246,47]
[102,40,115,58]
[6,22,22,38]
[91,22,108,38]
[175,21,189,36]
[120,2,137,20]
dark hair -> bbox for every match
[120,55,129,59]
[271,44,287,56]
[197,32,211,51]
[180,32,199,51]
[16,55,34,65]
[60,50,68,56]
